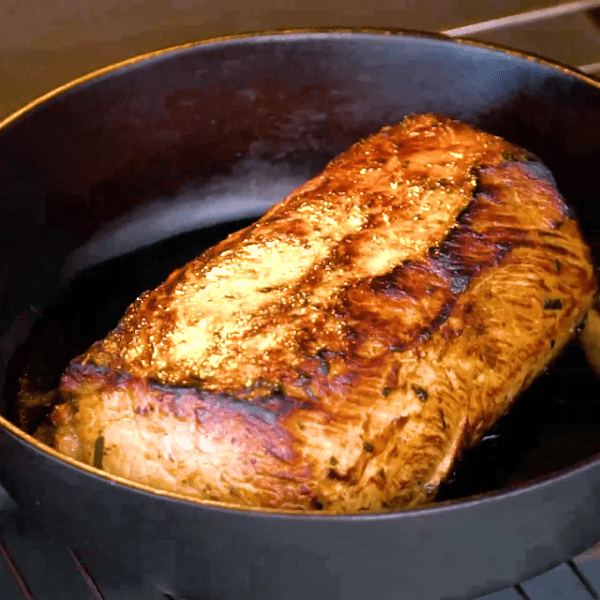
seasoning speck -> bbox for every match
[363,442,374,452]
[93,435,105,469]
[381,387,392,397]
[412,385,429,401]
[544,297,563,310]
[317,360,330,375]
[329,456,338,466]
[555,259,561,273]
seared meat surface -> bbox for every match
[50,114,595,511]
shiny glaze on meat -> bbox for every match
[51,114,596,511]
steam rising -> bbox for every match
[62,160,310,280]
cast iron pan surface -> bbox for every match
[1,29,600,600]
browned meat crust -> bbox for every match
[50,114,596,511]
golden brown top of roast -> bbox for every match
[80,113,581,394]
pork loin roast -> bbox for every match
[47,114,596,511]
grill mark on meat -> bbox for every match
[62,361,314,433]
[336,163,535,358]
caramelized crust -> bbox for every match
[52,114,596,511]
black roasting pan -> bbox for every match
[1,29,600,600]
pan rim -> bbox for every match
[1,25,599,133]
[1,26,600,519]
